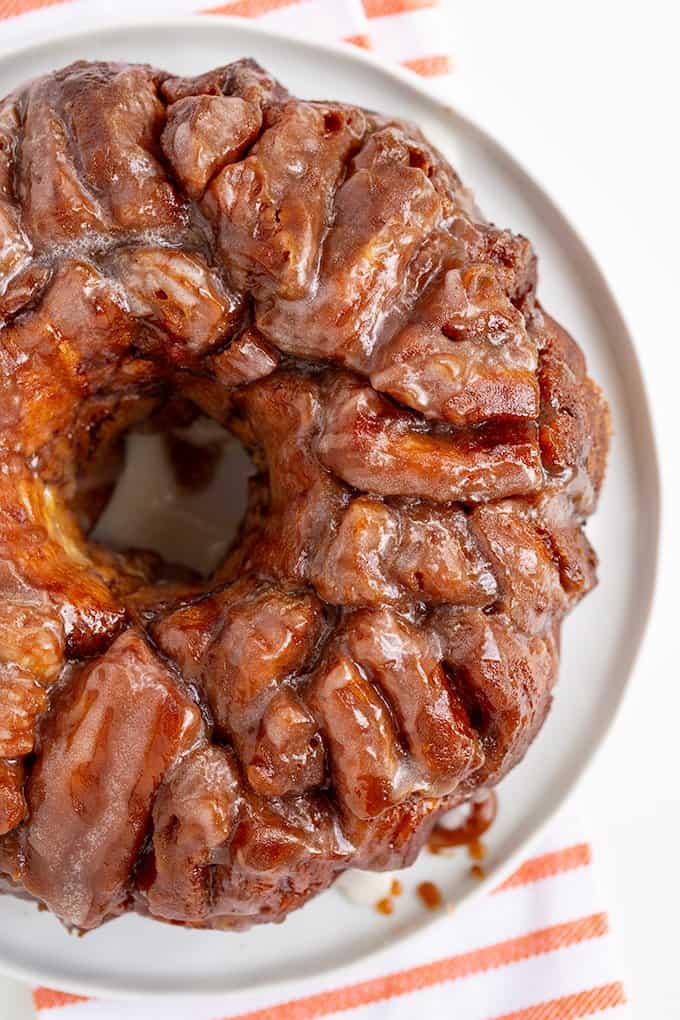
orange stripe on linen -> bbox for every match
[0,0,65,17]
[224,914,609,1020]
[491,981,627,1020]
[363,0,437,19]
[344,32,373,49]
[401,53,451,76]
[202,0,301,17]
[33,988,90,1010]
[495,843,592,892]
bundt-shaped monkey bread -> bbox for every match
[0,59,609,931]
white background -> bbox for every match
[0,1,678,1015]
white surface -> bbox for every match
[0,1,674,1012]
[94,424,253,576]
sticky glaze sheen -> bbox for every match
[0,59,609,932]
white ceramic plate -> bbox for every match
[0,17,660,999]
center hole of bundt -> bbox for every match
[91,417,253,577]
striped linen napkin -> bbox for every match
[0,1,629,1016]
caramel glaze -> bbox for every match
[416,881,443,911]
[0,59,609,933]
[428,792,498,854]
[467,839,487,863]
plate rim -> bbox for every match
[0,14,662,999]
